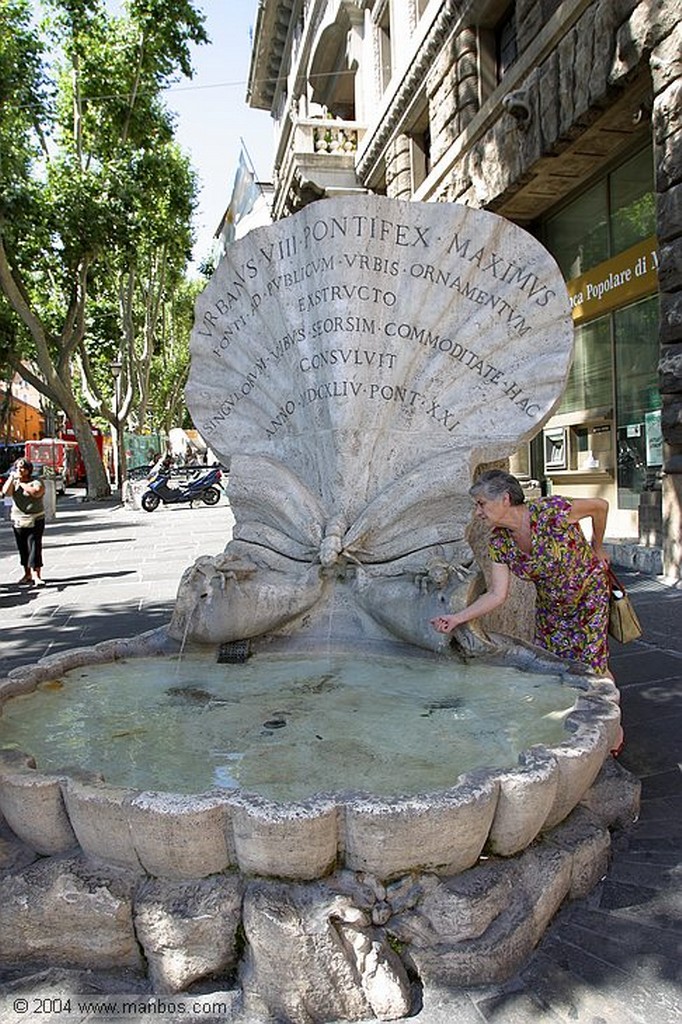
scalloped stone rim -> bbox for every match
[0,628,622,881]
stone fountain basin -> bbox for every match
[0,628,622,882]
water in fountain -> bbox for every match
[0,651,580,801]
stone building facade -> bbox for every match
[247,0,681,579]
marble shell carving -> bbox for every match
[178,196,574,647]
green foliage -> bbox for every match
[126,0,208,81]
[147,274,201,433]
[0,297,23,367]
[0,1,53,249]
[0,0,208,493]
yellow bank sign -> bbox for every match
[567,235,658,323]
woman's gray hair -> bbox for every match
[469,469,525,506]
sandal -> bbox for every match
[18,574,32,585]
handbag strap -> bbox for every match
[606,565,626,595]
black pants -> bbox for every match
[13,516,45,571]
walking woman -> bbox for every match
[2,458,46,586]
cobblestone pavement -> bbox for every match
[0,491,680,1024]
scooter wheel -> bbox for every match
[141,491,160,512]
[201,486,221,506]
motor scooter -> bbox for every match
[140,466,223,512]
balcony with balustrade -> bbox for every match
[272,116,367,220]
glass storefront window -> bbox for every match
[614,296,661,507]
[610,148,656,254]
[544,180,608,279]
[556,315,612,416]
[540,146,659,523]
[543,144,654,279]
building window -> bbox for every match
[555,314,612,418]
[614,296,661,506]
[409,106,431,191]
[544,180,609,280]
[610,147,656,254]
[495,5,517,81]
[546,296,661,505]
[544,144,654,278]
[378,3,393,93]
[540,145,659,512]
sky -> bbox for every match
[162,0,275,267]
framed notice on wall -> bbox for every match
[645,409,662,465]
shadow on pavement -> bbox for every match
[0,601,175,678]
[45,571,138,587]
[47,537,135,549]
[0,571,137,599]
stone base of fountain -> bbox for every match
[0,758,639,1021]
[0,630,639,1023]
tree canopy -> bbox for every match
[0,0,208,495]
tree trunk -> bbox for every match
[0,241,111,499]
[67,404,111,499]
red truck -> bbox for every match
[24,438,79,493]
[60,421,104,482]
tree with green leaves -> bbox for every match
[0,0,207,496]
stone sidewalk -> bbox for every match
[0,492,680,1024]
[0,491,235,678]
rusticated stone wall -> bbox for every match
[426,26,479,167]
[424,0,659,207]
[384,134,412,199]
[648,12,682,575]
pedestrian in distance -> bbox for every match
[2,458,47,587]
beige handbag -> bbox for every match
[607,568,643,644]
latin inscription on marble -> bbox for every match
[187,197,574,482]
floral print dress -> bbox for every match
[489,496,610,673]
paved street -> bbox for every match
[0,490,680,1024]
[0,491,235,678]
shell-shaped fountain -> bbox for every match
[173,195,575,649]
[0,198,638,1022]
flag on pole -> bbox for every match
[221,151,261,245]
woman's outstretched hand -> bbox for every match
[430,615,459,634]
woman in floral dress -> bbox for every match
[431,469,611,675]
